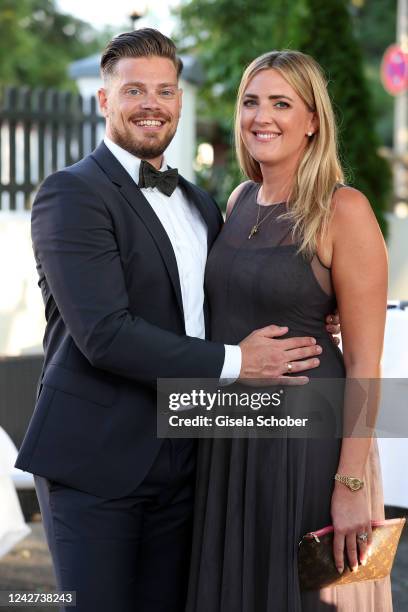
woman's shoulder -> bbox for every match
[318,185,381,266]
[226,180,253,218]
[331,185,374,218]
[330,185,379,232]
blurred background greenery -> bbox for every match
[0,0,116,89]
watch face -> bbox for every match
[349,478,362,490]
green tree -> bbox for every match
[0,0,109,90]
[297,0,391,234]
[353,0,396,145]
[352,0,396,58]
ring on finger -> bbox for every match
[357,532,368,543]
[286,362,293,373]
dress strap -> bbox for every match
[226,182,258,221]
[333,182,346,192]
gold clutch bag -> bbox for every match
[298,518,406,590]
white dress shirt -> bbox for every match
[104,137,241,381]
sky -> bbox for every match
[56,0,180,34]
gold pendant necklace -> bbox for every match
[248,200,285,240]
[248,224,259,239]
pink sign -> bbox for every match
[381,44,408,95]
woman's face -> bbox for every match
[240,68,317,169]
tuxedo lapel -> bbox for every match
[91,143,185,322]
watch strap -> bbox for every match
[334,473,364,491]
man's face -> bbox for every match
[98,56,182,168]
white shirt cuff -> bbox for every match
[219,345,242,385]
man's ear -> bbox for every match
[98,88,109,118]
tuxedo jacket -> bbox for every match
[16,143,225,498]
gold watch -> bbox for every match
[334,473,364,491]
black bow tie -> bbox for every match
[138,160,178,196]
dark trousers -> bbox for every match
[34,439,196,612]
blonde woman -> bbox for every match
[186,51,391,611]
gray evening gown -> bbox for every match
[185,182,392,612]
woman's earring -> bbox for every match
[307,131,313,137]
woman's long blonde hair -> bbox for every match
[234,50,344,257]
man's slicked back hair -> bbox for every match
[100,28,183,80]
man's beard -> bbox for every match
[110,122,177,160]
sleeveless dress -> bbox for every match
[186,183,392,611]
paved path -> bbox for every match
[0,516,407,611]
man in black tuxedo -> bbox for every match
[16,29,335,611]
